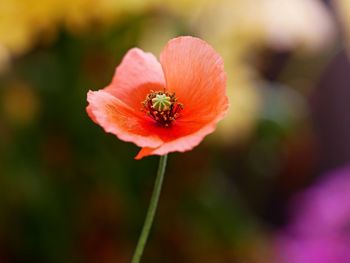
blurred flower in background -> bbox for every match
[276,165,350,263]
[0,0,154,67]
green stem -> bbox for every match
[131,154,168,263]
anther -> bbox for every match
[142,90,183,127]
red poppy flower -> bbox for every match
[87,36,228,159]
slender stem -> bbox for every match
[131,154,168,263]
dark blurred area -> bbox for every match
[1,0,350,262]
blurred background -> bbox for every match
[1,0,350,262]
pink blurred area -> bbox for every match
[276,165,350,263]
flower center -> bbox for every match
[142,90,183,127]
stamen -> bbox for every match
[142,90,183,127]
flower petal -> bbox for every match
[87,90,163,148]
[106,48,166,110]
[134,97,228,160]
[160,36,227,122]
[135,147,155,160]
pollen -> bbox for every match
[142,90,183,127]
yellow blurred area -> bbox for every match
[0,0,211,56]
[2,82,40,126]
[0,0,147,55]
[196,0,335,53]
[0,0,335,54]
[334,0,350,54]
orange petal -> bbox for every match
[134,106,228,160]
[106,48,166,110]
[135,147,156,160]
[87,90,163,148]
[160,36,228,122]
